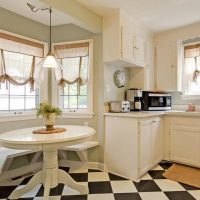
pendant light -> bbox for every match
[27,4,62,69]
[40,7,61,69]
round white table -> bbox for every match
[0,125,95,200]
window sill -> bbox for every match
[0,112,37,122]
[181,94,200,100]
[60,112,95,119]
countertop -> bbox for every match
[104,111,165,118]
[104,110,200,118]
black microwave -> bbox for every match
[142,92,171,111]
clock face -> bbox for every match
[114,70,127,88]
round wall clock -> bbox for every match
[114,70,127,88]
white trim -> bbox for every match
[0,112,37,122]
[182,40,200,47]
[177,40,183,92]
[51,39,94,115]
[60,112,94,119]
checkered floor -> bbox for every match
[0,161,200,200]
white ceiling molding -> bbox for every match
[39,0,103,33]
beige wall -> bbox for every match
[0,8,104,162]
[155,21,200,45]
[155,22,200,105]
[0,7,49,42]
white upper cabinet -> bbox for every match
[103,9,146,67]
[121,26,134,63]
[156,44,178,91]
[134,34,146,67]
[130,41,154,90]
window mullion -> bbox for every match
[8,82,10,112]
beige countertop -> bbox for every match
[104,111,165,118]
[165,110,200,117]
[104,110,200,118]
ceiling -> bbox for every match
[0,0,199,32]
[76,0,200,32]
[0,0,73,26]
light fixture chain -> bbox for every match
[49,7,52,52]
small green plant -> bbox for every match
[36,102,63,118]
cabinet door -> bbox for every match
[139,120,152,175]
[121,26,134,62]
[152,118,163,165]
[170,125,200,166]
[156,44,177,91]
[134,35,146,67]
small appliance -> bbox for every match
[109,101,130,113]
[142,91,171,111]
[126,88,143,111]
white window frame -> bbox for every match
[0,29,48,122]
[178,39,200,100]
[52,39,94,119]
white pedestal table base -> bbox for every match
[9,149,88,200]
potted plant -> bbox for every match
[36,102,63,131]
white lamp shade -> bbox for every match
[43,54,58,68]
[35,51,63,82]
[42,51,60,68]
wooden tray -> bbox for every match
[33,127,66,134]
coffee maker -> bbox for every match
[126,88,143,111]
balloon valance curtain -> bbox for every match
[0,32,44,90]
[184,43,200,82]
[53,42,89,87]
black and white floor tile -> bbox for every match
[0,161,200,200]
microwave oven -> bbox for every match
[143,92,171,111]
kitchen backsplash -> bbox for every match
[104,63,130,103]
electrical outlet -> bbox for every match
[84,122,89,126]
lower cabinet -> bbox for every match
[104,115,163,181]
[139,118,163,176]
[170,124,200,166]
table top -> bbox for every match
[0,125,95,147]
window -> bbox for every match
[0,31,47,113]
[52,39,93,117]
[180,37,200,98]
[0,83,39,112]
